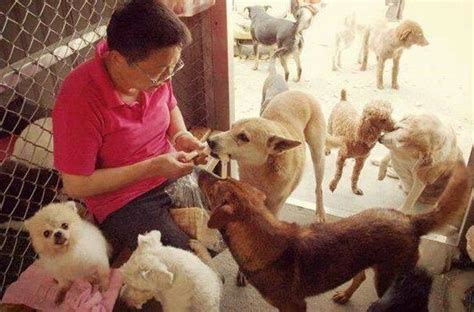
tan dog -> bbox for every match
[378,114,465,213]
[326,90,394,195]
[197,161,471,311]
[360,19,429,89]
[207,90,326,222]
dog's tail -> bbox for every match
[367,267,432,312]
[410,160,471,237]
[325,134,345,149]
[340,89,347,101]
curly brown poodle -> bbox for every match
[326,89,394,195]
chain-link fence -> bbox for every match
[0,0,220,296]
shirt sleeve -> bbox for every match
[52,84,103,176]
[167,81,177,111]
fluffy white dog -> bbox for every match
[24,201,110,303]
[120,231,222,311]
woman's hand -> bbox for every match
[148,152,195,179]
[174,135,208,165]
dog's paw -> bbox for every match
[392,83,399,90]
[189,239,212,262]
[377,84,384,90]
[332,290,351,305]
[316,214,326,223]
[352,188,364,196]
[360,65,367,71]
[252,66,258,71]
[236,271,247,287]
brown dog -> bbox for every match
[197,162,470,312]
[326,90,394,195]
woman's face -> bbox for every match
[128,45,183,92]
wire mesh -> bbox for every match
[0,0,213,297]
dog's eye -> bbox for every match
[237,133,249,142]
[61,223,68,230]
[43,230,51,238]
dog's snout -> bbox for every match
[207,138,216,150]
[54,231,66,245]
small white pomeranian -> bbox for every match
[24,201,110,303]
[120,230,222,311]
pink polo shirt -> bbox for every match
[52,40,177,223]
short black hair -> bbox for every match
[107,0,192,63]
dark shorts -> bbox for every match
[99,180,191,260]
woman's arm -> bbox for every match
[62,152,194,199]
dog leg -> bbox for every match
[236,269,247,287]
[253,42,260,70]
[377,153,391,180]
[276,300,307,312]
[360,30,369,71]
[374,266,399,298]
[376,57,385,89]
[306,124,326,222]
[351,157,367,195]
[392,54,402,89]
[337,49,342,68]
[332,48,339,71]
[293,50,302,82]
[401,178,426,211]
[329,151,346,193]
[280,55,290,81]
[189,239,225,283]
[332,270,366,304]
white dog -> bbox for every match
[378,114,464,212]
[120,231,221,311]
[332,13,367,71]
[24,201,110,303]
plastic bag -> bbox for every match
[164,170,226,253]
[164,171,206,209]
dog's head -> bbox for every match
[243,5,271,19]
[120,238,174,308]
[295,5,318,32]
[378,114,450,167]
[197,169,268,230]
[397,20,429,48]
[358,100,395,144]
[207,118,301,166]
[24,201,81,257]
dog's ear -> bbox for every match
[267,135,301,154]
[243,6,251,17]
[64,201,78,213]
[400,29,412,41]
[263,5,272,11]
[208,204,236,229]
[137,230,163,248]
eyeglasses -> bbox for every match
[134,58,184,87]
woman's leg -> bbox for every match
[99,183,191,262]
